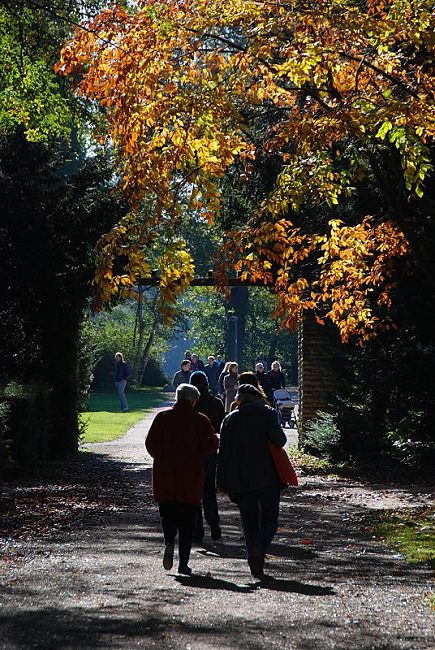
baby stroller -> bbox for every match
[273,389,297,428]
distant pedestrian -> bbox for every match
[190,371,225,543]
[223,362,239,412]
[228,371,268,411]
[217,383,286,579]
[204,356,220,395]
[255,362,273,404]
[145,384,219,575]
[172,360,192,389]
[215,354,224,370]
[218,361,232,400]
[114,352,130,412]
[191,353,205,372]
[267,360,286,391]
[255,354,269,372]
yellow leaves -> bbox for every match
[157,242,195,323]
[54,0,431,338]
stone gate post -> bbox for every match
[298,313,341,441]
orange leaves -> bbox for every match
[222,214,409,342]
[314,218,409,342]
[56,0,435,214]
[54,0,430,332]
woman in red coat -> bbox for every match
[145,383,219,575]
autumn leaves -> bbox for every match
[56,0,434,340]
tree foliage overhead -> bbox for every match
[57,0,435,341]
[0,0,105,140]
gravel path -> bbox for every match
[1,404,434,649]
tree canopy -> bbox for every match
[56,0,435,341]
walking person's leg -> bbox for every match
[236,491,262,576]
[242,484,281,578]
[176,503,197,574]
[202,454,221,539]
[115,379,129,412]
[159,501,178,570]
[257,485,281,552]
[193,504,204,544]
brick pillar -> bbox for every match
[298,313,340,440]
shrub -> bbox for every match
[1,382,51,472]
[304,411,342,459]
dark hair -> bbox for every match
[237,372,267,401]
[181,359,191,367]
[238,371,258,386]
[190,370,208,388]
[236,383,263,401]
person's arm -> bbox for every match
[265,407,287,447]
[145,412,162,457]
[197,414,219,455]
[216,416,230,492]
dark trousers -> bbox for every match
[235,486,281,564]
[159,501,197,568]
[195,453,220,541]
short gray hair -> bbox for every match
[176,383,200,403]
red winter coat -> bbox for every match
[145,400,219,506]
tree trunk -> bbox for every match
[137,319,158,385]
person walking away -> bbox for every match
[223,362,239,413]
[114,352,130,412]
[145,384,219,575]
[204,355,220,395]
[267,360,286,391]
[255,362,274,404]
[190,371,225,542]
[217,384,286,579]
[172,359,192,389]
[228,371,268,412]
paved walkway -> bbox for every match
[1,404,434,649]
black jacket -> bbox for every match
[194,390,225,432]
[267,369,286,390]
[217,402,286,500]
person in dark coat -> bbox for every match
[204,355,220,395]
[217,384,286,579]
[145,383,219,575]
[190,353,205,372]
[114,352,130,412]
[190,371,225,542]
[172,359,192,388]
[266,360,286,391]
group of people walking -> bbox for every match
[172,351,286,413]
[147,358,289,580]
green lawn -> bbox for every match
[375,508,435,569]
[80,389,169,443]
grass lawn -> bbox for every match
[375,508,435,569]
[80,389,169,444]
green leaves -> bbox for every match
[376,120,393,140]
